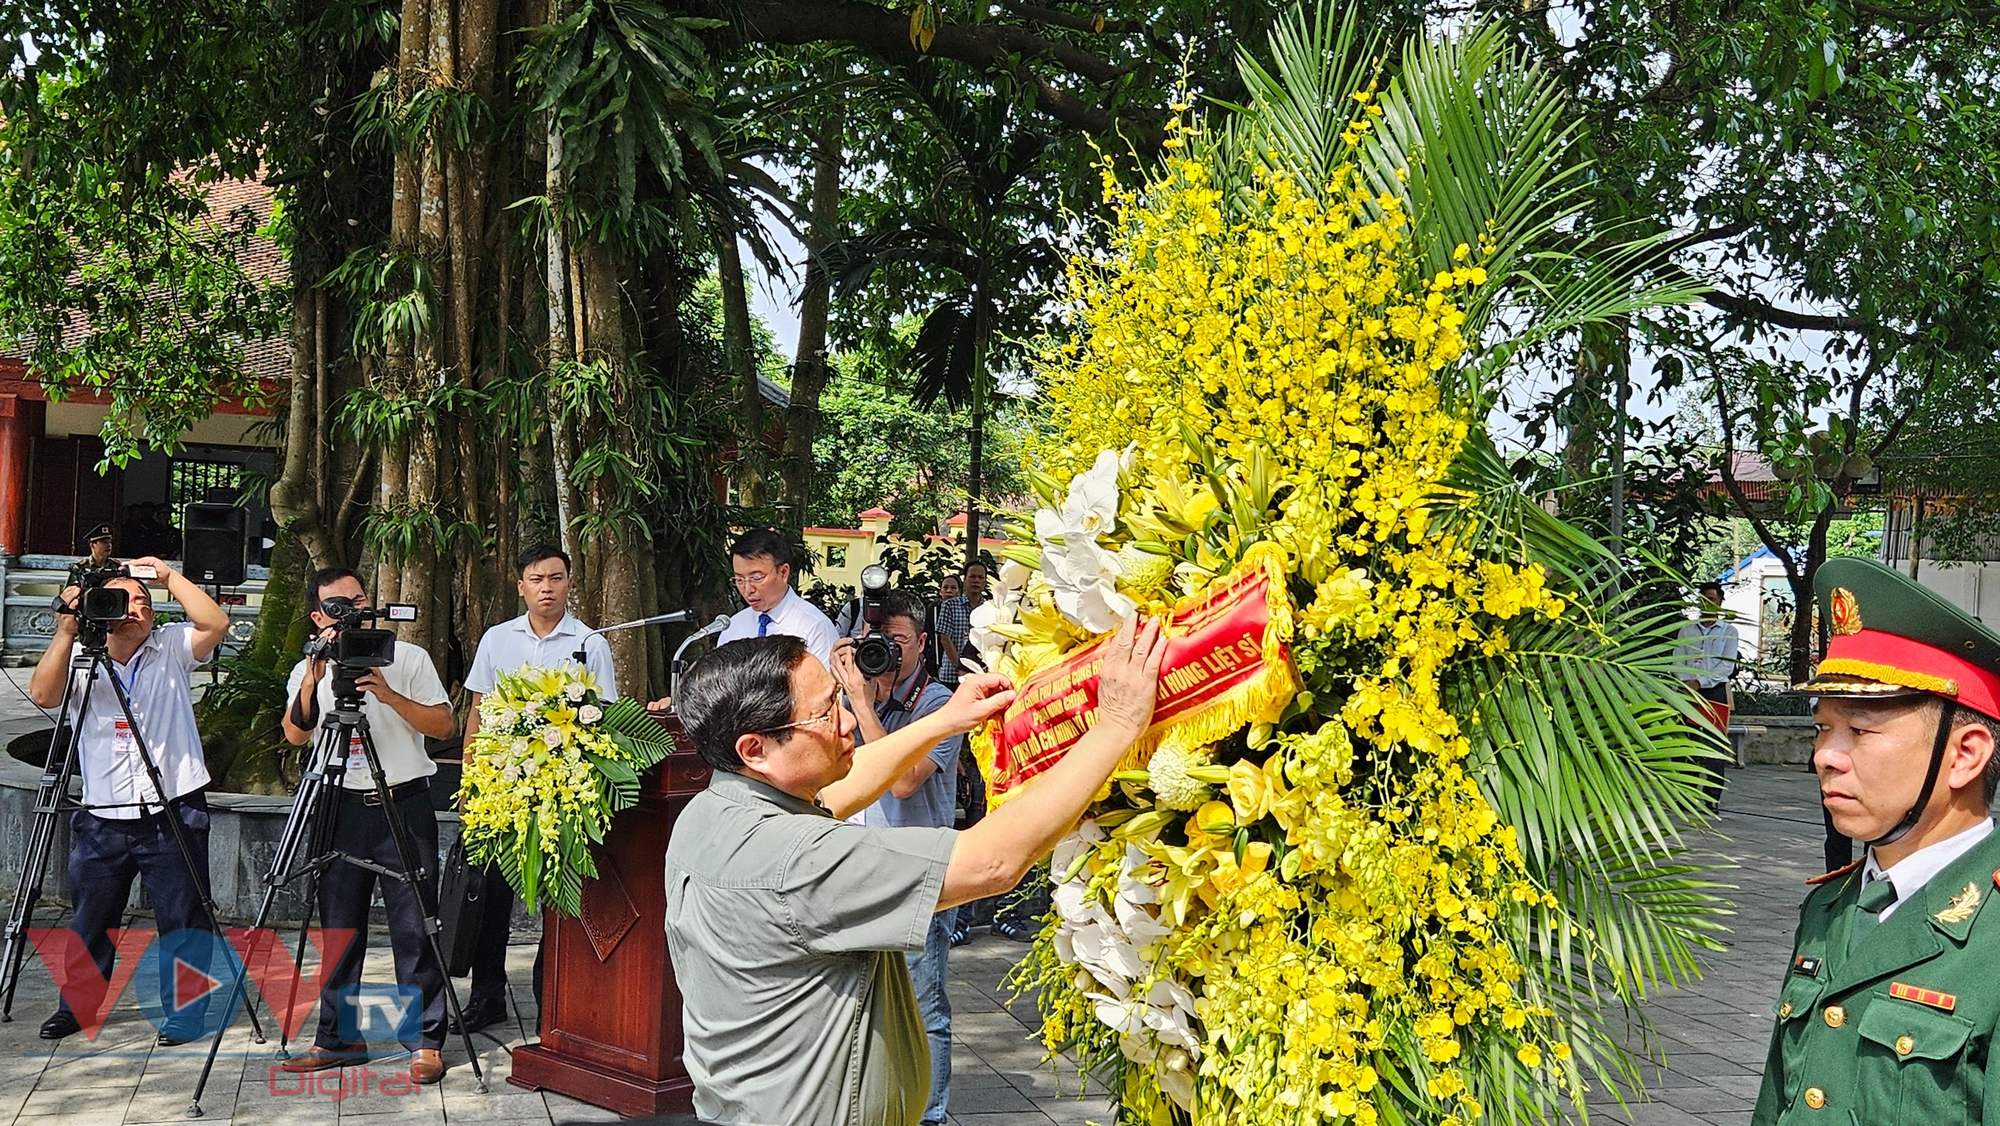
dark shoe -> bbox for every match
[39,1010,81,1040]
[993,918,1038,942]
[410,1048,446,1085]
[448,994,507,1036]
[156,1031,196,1047]
[277,1044,368,1072]
[949,922,973,947]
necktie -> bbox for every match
[1848,875,1898,954]
[758,612,772,637]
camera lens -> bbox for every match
[854,635,897,679]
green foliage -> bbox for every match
[519,0,729,223]
[809,345,1024,537]
[1443,435,1731,1122]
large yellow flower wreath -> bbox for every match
[971,126,1589,1126]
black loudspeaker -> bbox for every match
[181,503,247,586]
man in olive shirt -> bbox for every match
[667,616,1166,1126]
[1753,558,2000,1124]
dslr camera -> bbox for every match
[305,597,418,689]
[54,564,160,641]
[851,565,898,679]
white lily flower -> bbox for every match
[1051,820,1105,875]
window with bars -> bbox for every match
[168,460,243,523]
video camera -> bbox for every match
[304,596,418,671]
[852,565,898,679]
[52,564,160,640]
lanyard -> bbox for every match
[106,649,147,700]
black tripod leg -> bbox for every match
[100,669,268,1047]
[354,723,487,1092]
[189,725,345,1116]
[0,651,94,1021]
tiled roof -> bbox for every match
[3,175,289,393]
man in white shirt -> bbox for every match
[278,568,457,1084]
[454,544,617,1033]
[715,528,837,665]
[1677,580,1739,805]
[27,557,230,1044]
[1752,557,2000,1124]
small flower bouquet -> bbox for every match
[457,665,675,915]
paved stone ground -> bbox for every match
[0,725,1855,1126]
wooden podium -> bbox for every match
[508,724,711,1117]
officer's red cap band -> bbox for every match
[1820,629,2000,722]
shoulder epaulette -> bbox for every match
[1807,859,1865,886]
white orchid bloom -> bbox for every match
[1157,1047,1196,1111]
[1053,576,1137,635]
[994,558,1033,598]
[1060,448,1123,539]
[1069,919,1145,984]
[965,598,1018,668]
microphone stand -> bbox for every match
[670,615,734,697]
[568,610,697,666]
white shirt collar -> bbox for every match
[1865,817,1995,919]
[510,611,585,640]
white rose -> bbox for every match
[540,725,566,747]
[564,682,587,702]
[578,704,603,724]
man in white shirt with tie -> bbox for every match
[715,528,837,665]
[454,544,618,1034]
[1752,557,2000,1125]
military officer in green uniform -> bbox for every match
[66,524,118,589]
[1753,557,2000,1124]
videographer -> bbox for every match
[278,568,456,1084]
[26,557,230,1043]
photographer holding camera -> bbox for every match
[826,589,963,1126]
[278,568,456,1083]
[26,556,230,1042]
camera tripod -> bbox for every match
[0,628,267,1048]
[188,668,487,1115]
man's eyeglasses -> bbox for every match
[733,571,774,588]
[758,702,839,735]
[882,633,918,648]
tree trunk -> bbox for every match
[780,105,844,530]
[270,284,338,569]
[717,222,764,506]
[964,330,987,568]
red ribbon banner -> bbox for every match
[988,547,1296,800]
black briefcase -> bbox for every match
[437,836,487,977]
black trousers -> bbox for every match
[468,866,544,1007]
[312,788,446,1051]
[60,794,212,1028]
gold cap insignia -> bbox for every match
[1831,587,1863,636]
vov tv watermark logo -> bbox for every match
[23,926,417,1045]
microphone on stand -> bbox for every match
[669,614,735,697]
[571,610,698,664]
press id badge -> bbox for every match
[345,732,368,777]
[113,719,136,760]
